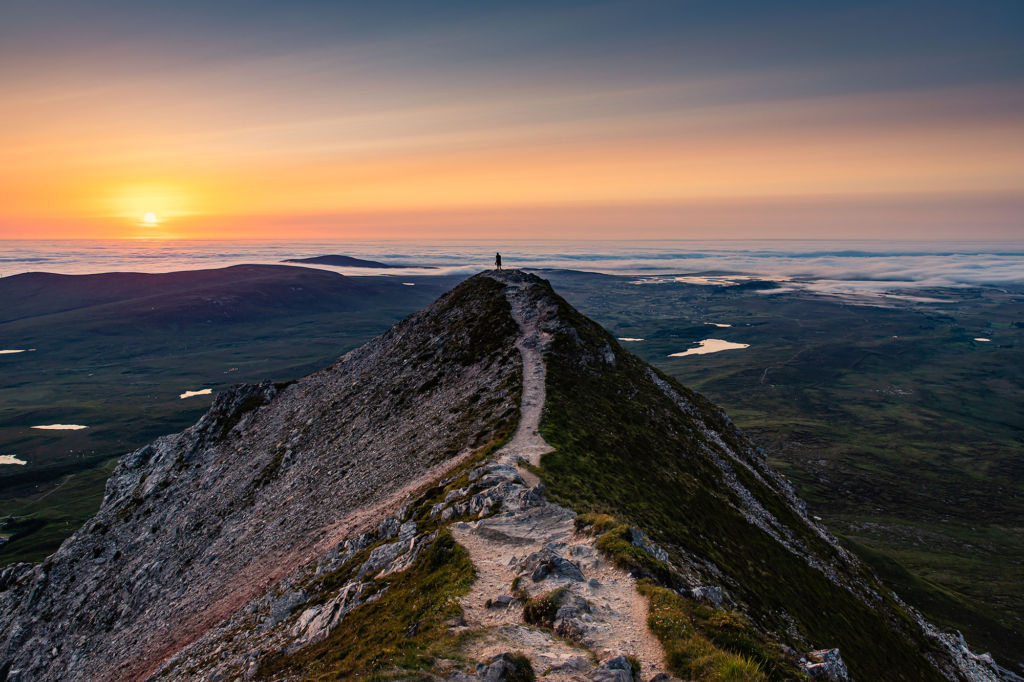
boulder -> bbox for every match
[554,603,581,621]
[264,590,306,628]
[591,654,635,682]
[628,527,669,563]
[525,547,586,583]
[802,648,849,681]
[290,581,374,647]
[376,517,401,540]
[690,585,723,609]
[356,540,407,579]
[554,616,588,643]
[377,532,435,578]
[479,652,534,681]
[398,520,417,541]
[602,654,633,671]
[592,670,633,682]
[550,655,591,673]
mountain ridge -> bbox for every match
[0,271,1012,681]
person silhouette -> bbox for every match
[495,252,502,270]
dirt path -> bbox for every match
[452,501,668,680]
[492,277,554,474]
[450,272,669,680]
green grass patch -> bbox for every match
[573,512,618,535]
[591,523,675,585]
[640,581,798,681]
[256,529,475,680]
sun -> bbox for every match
[142,212,158,224]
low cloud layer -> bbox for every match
[527,244,1024,290]
[5,242,1024,295]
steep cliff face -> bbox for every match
[0,271,1011,682]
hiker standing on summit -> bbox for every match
[495,252,502,270]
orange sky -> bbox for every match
[2,2,1022,240]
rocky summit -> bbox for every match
[0,271,1015,681]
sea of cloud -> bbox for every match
[3,240,1022,299]
[630,251,1024,288]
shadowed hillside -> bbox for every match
[0,265,461,566]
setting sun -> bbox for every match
[142,212,158,224]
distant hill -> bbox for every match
[282,254,428,268]
[0,264,367,324]
[0,264,455,327]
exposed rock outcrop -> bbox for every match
[802,648,849,680]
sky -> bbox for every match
[1,0,1022,240]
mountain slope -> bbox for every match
[527,277,995,680]
[0,275,521,680]
[0,265,461,567]
[0,271,1010,681]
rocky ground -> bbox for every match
[450,272,673,680]
[449,462,671,681]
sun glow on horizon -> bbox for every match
[1,3,1020,240]
[129,208,180,240]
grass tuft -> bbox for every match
[574,512,618,535]
[640,581,791,681]
[522,587,568,628]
